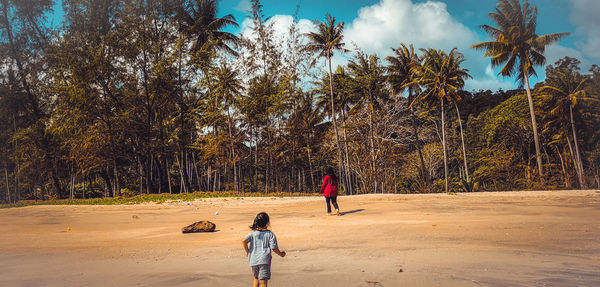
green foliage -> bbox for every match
[459,178,479,193]
[0,191,319,209]
[120,188,138,198]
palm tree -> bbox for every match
[385,44,430,186]
[210,61,242,191]
[173,0,239,192]
[313,66,357,194]
[449,91,470,183]
[540,64,589,188]
[472,0,569,179]
[347,52,387,193]
[175,0,239,67]
[289,93,327,191]
[415,48,471,193]
[305,14,349,193]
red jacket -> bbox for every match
[320,175,338,197]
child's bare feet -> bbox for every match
[336,209,340,216]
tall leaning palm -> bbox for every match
[305,14,349,192]
[540,67,588,188]
[472,0,569,179]
[386,44,430,186]
[416,48,471,193]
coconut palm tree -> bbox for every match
[347,52,387,193]
[415,48,471,193]
[210,61,242,191]
[305,14,350,193]
[472,0,569,180]
[449,92,470,183]
[289,92,327,190]
[313,66,357,194]
[385,44,430,186]
[540,64,589,188]
[175,0,239,65]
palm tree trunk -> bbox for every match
[167,158,172,194]
[307,136,315,191]
[254,127,258,189]
[523,74,544,179]
[13,115,19,202]
[327,56,345,194]
[409,91,429,185]
[4,160,10,203]
[192,153,201,192]
[207,165,212,192]
[341,110,353,195]
[227,109,238,192]
[176,155,186,193]
[441,98,449,193]
[70,170,74,200]
[138,158,143,194]
[566,136,576,182]
[570,105,585,189]
[555,145,569,188]
[454,102,469,182]
[113,159,120,197]
[369,99,377,193]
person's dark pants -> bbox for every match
[325,196,339,213]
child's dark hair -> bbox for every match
[250,212,270,230]
[325,167,338,181]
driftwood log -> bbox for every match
[182,221,216,233]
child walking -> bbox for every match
[320,167,340,216]
[242,212,286,287]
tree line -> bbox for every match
[1,0,599,203]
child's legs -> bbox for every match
[252,264,271,286]
[325,197,332,213]
[331,196,339,210]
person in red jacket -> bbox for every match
[320,167,340,216]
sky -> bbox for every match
[48,0,600,92]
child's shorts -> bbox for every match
[251,264,271,280]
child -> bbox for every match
[242,212,286,287]
[320,167,340,216]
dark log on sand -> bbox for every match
[182,221,216,233]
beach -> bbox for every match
[1,190,599,286]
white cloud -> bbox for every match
[544,43,591,70]
[344,0,478,55]
[240,14,316,46]
[569,0,600,61]
[462,64,514,92]
[238,0,538,91]
[342,0,511,91]
[234,0,251,13]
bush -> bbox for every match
[120,188,138,198]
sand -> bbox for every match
[0,190,599,286]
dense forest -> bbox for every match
[1,0,599,203]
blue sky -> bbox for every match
[48,0,599,91]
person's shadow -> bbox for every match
[340,209,365,216]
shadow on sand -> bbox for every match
[340,209,365,216]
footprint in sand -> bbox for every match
[356,280,384,287]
